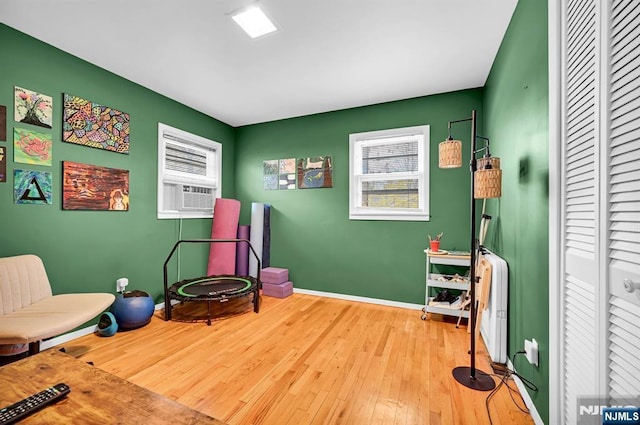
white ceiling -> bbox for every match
[1,0,518,127]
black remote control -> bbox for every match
[0,383,70,424]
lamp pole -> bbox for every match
[450,109,496,391]
[469,109,478,375]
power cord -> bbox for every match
[485,350,539,425]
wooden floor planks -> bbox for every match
[59,293,534,425]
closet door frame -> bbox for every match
[549,2,562,423]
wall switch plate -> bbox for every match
[525,338,539,366]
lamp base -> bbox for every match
[452,366,496,391]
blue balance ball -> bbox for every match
[111,290,155,329]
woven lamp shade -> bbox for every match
[477,156,500,171]
[439,139,462,168]
[474,156,502,199]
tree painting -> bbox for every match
[14,87,53,129]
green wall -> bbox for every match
[0,24,235,301]
[483,0,549,422]
[235,90,483,304]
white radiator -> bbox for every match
[479,249,508,364]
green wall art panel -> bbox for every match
[14,169,52,204]
[14,86,53,129]
[13,127,52,166]
[62,93,130,154]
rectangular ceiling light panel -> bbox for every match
[232,6,277,38]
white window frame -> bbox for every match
[349,125,430,221]
[157,123,222,219]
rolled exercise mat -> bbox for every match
[236,225,250,276]
[262,204,271,268]
[207,198,241,276]
[249,202,265,277]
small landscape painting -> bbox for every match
[297,156,333,189]
[14,87,53,129]
[62,161,129,211]
[14,127,52,166]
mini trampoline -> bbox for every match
[163,239,261,325]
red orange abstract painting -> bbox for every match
[62,161,129,211]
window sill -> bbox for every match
[349,212,430,222]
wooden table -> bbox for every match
[0,349,226,424]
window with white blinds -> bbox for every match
[164,139,208,176]
[349,125,430,221]
[157,123,222,219]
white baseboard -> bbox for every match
[293,288,424,310]
[41,302,166,351]
[41,325,99,351]
[507,358,544,425]
[160,289,424,312]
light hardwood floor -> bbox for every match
[63,294,535,425]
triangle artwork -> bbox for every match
[14,169,52,205]
[20,176,48,202]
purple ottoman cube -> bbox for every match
[263,281,293,298]
[261,267,289,284]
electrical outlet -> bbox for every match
[116,277,128,293]
[525,338,539,366]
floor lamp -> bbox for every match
[439,109,502,391]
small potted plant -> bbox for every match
[428,232,443,252]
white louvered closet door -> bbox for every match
[559,1,640,422]
[607,0,640,403]
[561,0,601,423]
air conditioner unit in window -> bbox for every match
[178,185,215,211]
[157,123,222,219]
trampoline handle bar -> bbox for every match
[163,239,260,270]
